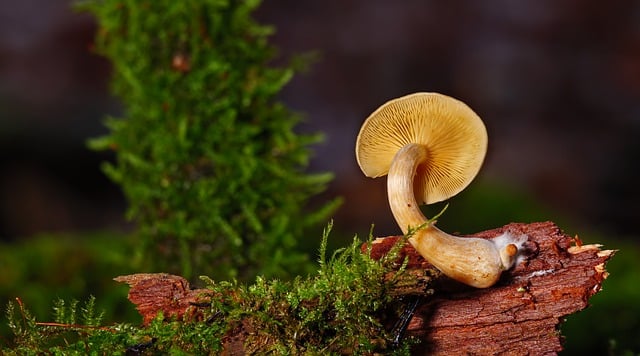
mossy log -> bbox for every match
[115,222,614,354]
[367,221,614,354]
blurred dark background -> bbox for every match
[1,0,639,241]
[1,1,639,354]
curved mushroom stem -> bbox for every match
[387,144,430,234]
[387,143,525,288]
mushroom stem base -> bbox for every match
[408,225,506,288]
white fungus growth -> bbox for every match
[490,231,529,269]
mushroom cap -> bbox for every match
[355,92,488,204]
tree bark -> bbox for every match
[113,273,213,325]
[366,221,614,355]
[115,221,614,355]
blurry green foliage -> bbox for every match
[82,0,340,281]
[423,179,563,234]
[0,232,139,339]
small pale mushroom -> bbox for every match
[356,92,527,288]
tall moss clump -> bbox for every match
[82,0,339,281]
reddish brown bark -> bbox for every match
[113,273,213,325]
[366,221,614,355]
[115,222,614,354]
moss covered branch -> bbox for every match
[104,222,613,354]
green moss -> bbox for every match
[80,0,340,282]
[3,224,434,354]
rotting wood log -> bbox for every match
[366,221,614,355]
[115,221,614,354]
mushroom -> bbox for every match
[356,92,527,288]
